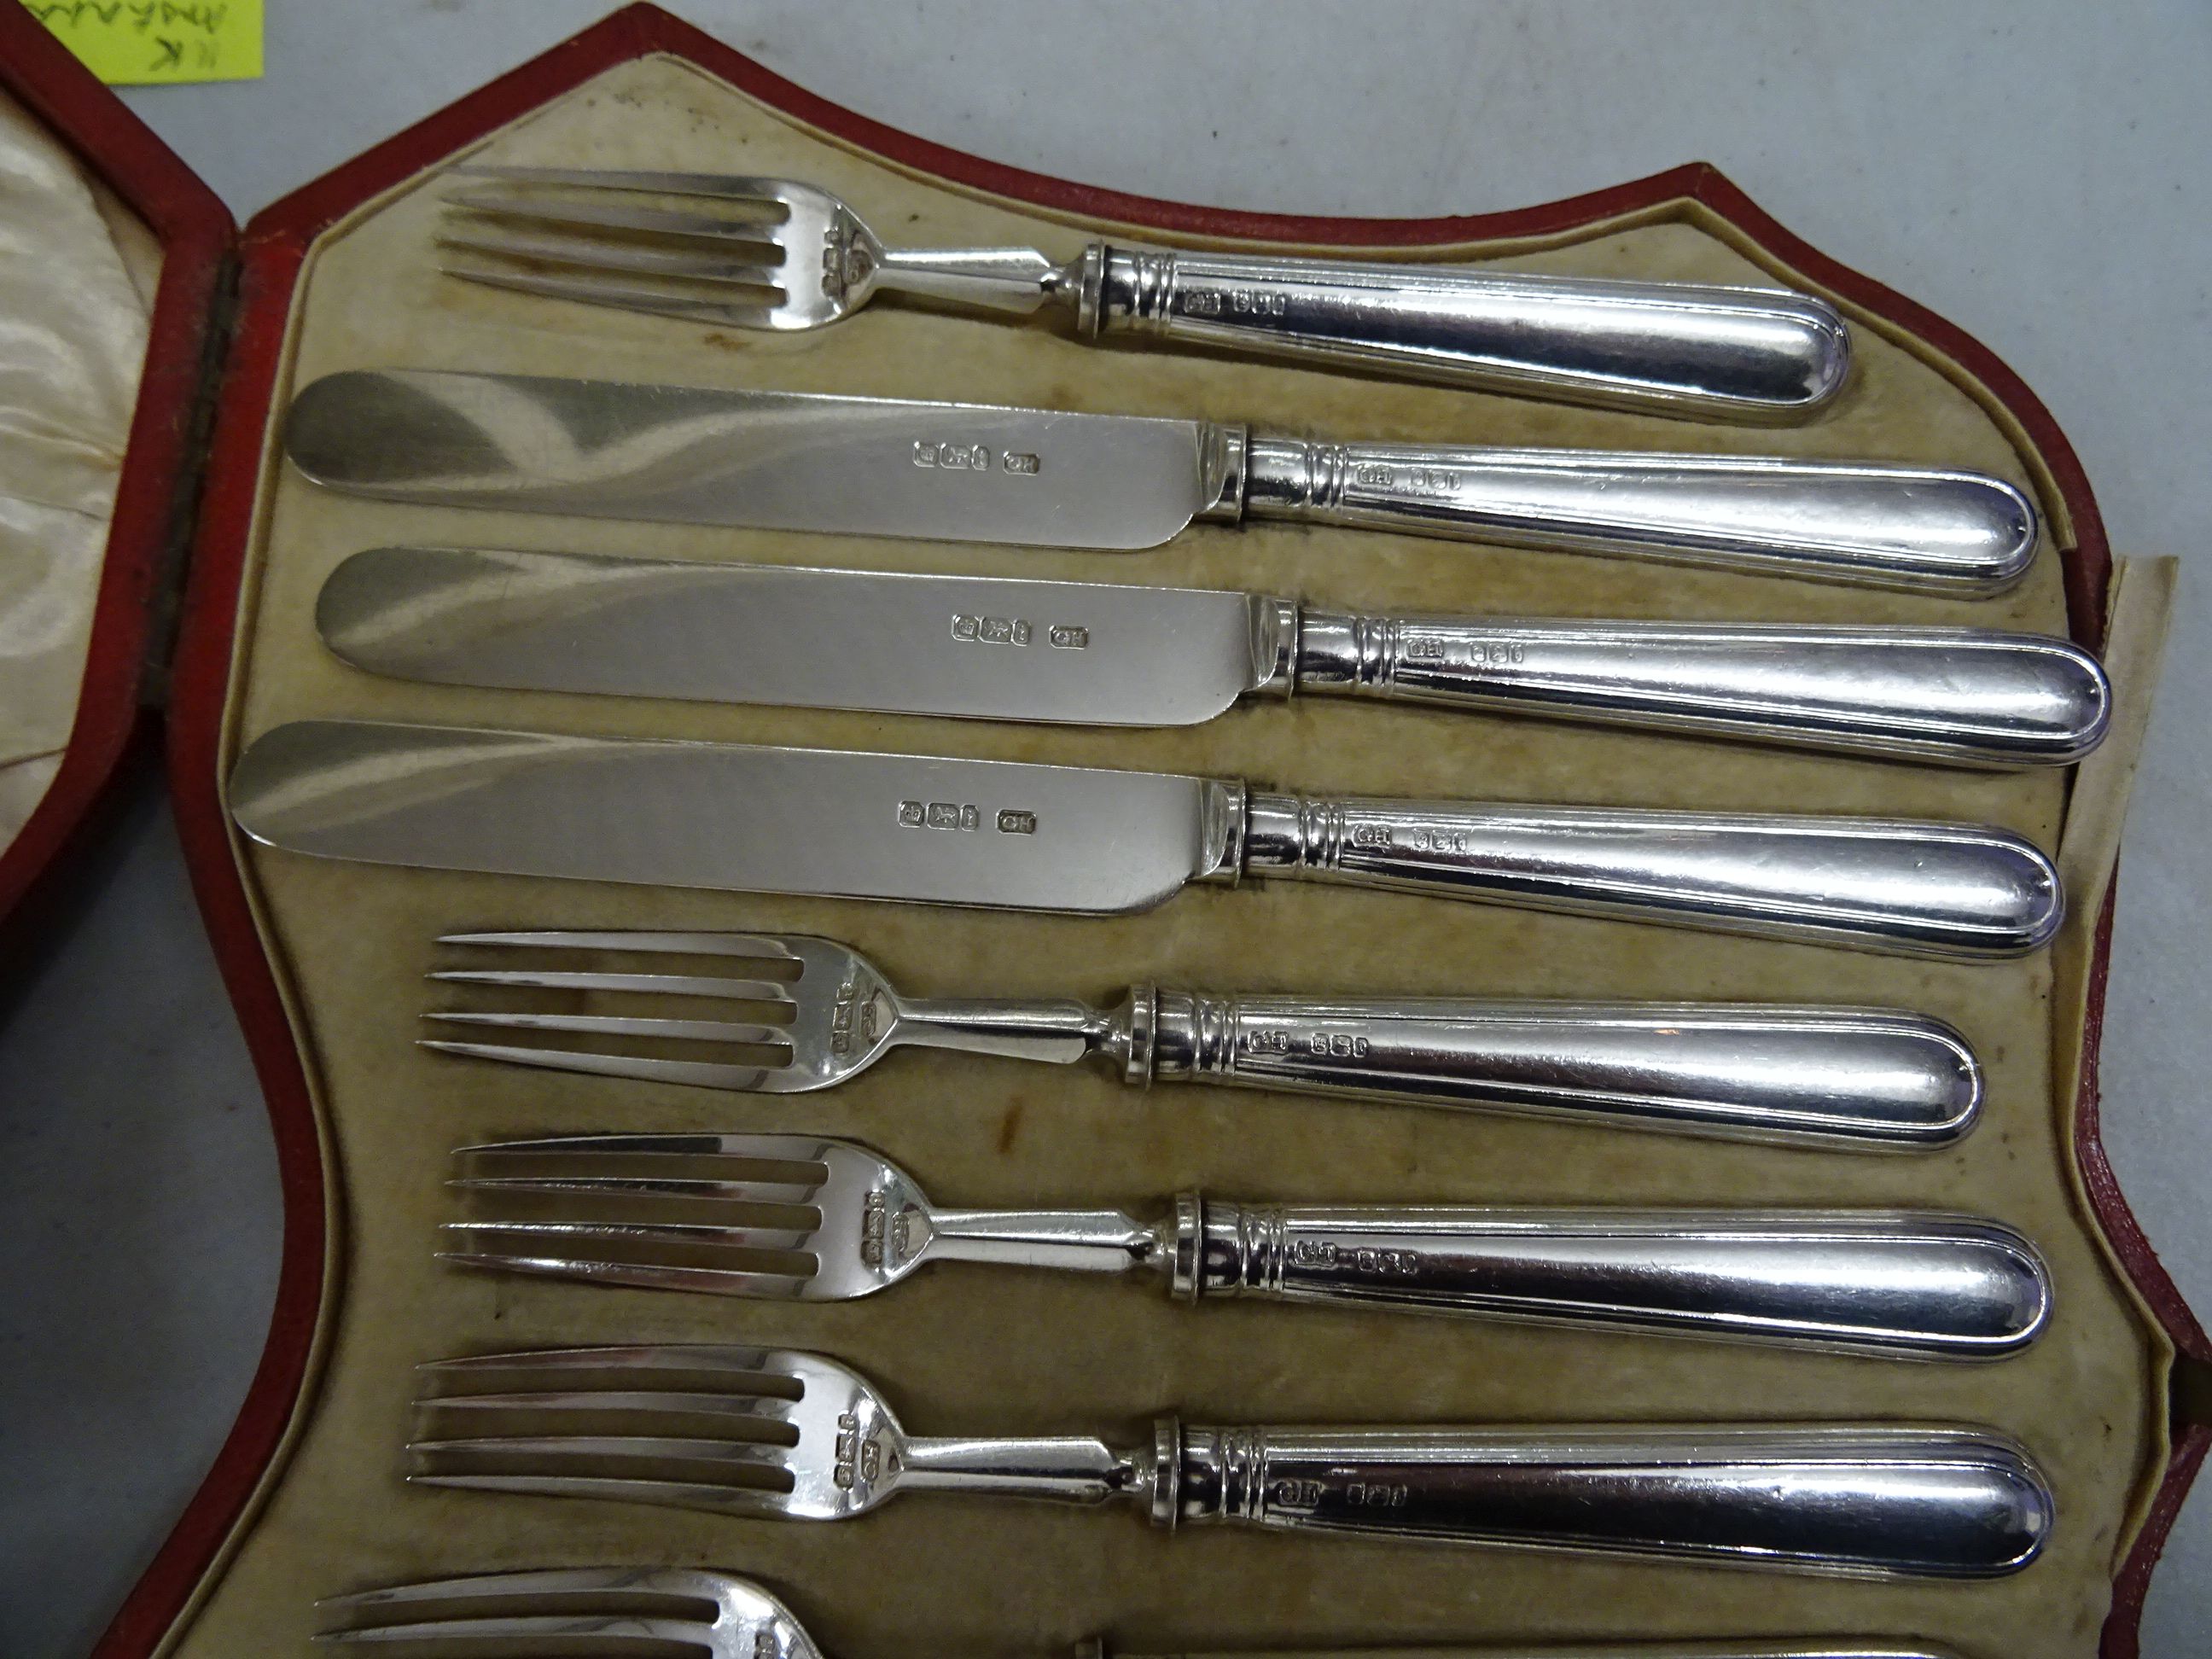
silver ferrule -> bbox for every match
[1291,608,1397,690]
[1192,778,1252,885]
[1237,792,1348,873]
[1169,1194,1289,1302]
[1079,244,1179,336]
[1192,422,1251,524]
[1114,987,1238,1087]
[1247,595,1302,698]
[1243,435,1348,515]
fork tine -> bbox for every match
[451,166,804,205]
[442,265,794,332]
[410,1434,795,1469]
[317,1612,712,1650]
[447,1218,819,1253]
[430,969,795,1001]
[409,1471,797,1519]
[421,1040,787,1091]
[447,186,787,247]
[458,1131,839,1161]
[440,224,786,285]
[420,1388,800,1421]
[318,1565,725,1611]
[443,1250,820,1300]
[439,930,808,958]
[428,1011,794,1045]
[420,1343,798,1381]
[451,1174,821,1205]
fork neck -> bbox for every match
[890,995,1120,1067]
[896,1434,1152,1505]
[914,1208,1172,1279]
[872,247,1085,315]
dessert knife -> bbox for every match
[284,370,2040,592]
[318,545,2111,767]
[228,719,2064,958]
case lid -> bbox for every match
[0,3,233,928]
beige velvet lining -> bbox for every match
[0,86,157,847]
[176,55,2168,1659]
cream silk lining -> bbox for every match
[0,88,157,851]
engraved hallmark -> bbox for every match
[1402,636,1527,667]
[832,1410,882,1489]
[898,800,983,831]
[1245,1028,1371,1058]
[1183,288,1289,317]
[896,799,1038,835]
[829,971,879,1057]
[860,1191,888,1266]
[1346,1481,1411,1507]
[1273,1478,1326,1507]
[951,612,1034,646]
[1288,1238,1423,1277]
[911,440,992,471]
[911,441,1040,475]
[1047,626,1090,649]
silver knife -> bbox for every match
[317,545,2111,768]
[284,370,2040,593]
[229,719,2064,958]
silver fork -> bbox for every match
[316,1566,1964,1659]
[444,1131,2049,1359]
[438,168,1851,420]
[406,1342,2051,1577]
[423,929,1985,1150]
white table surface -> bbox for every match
[2,3,2206,1653]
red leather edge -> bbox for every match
[0,7,232,928]
[89,4,2196,1654]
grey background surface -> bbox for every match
[1,2,2204,1652]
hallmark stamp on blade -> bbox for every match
[948,613,1090,649]
[951,612,1033,646]
[897,800,1039,835]
[912,439,1042,475]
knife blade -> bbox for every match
[285,370,2040,592]
[316,545,2111,767]
[229,719,2064,958]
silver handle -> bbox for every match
[1288,610,2110,768]
[1173,1200,2048,1358]
[1223,439,2037,593]
[1079,247,1851,420]
[1228,790,2062,958]
[1157,1422,2050,1577]
[1128,992,1982,1149]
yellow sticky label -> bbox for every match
[28,1,265,85]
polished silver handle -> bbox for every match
[1225,439,2037,593]
[1128,992,1981,1149]
[1158,1422,2051,1577]
[1289,610,2110,767]
[1231,791,2063,958]
[1079,247,1850,420]
[1173,1201,2048,1358]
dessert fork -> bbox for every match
[445,1130,2050,1358]
[317,1565,1962,1659]
[424,930,1985,1150]
[439,168,1851,419]
[407,1343,2052,1576]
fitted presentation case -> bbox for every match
[1,6,2201,1657]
